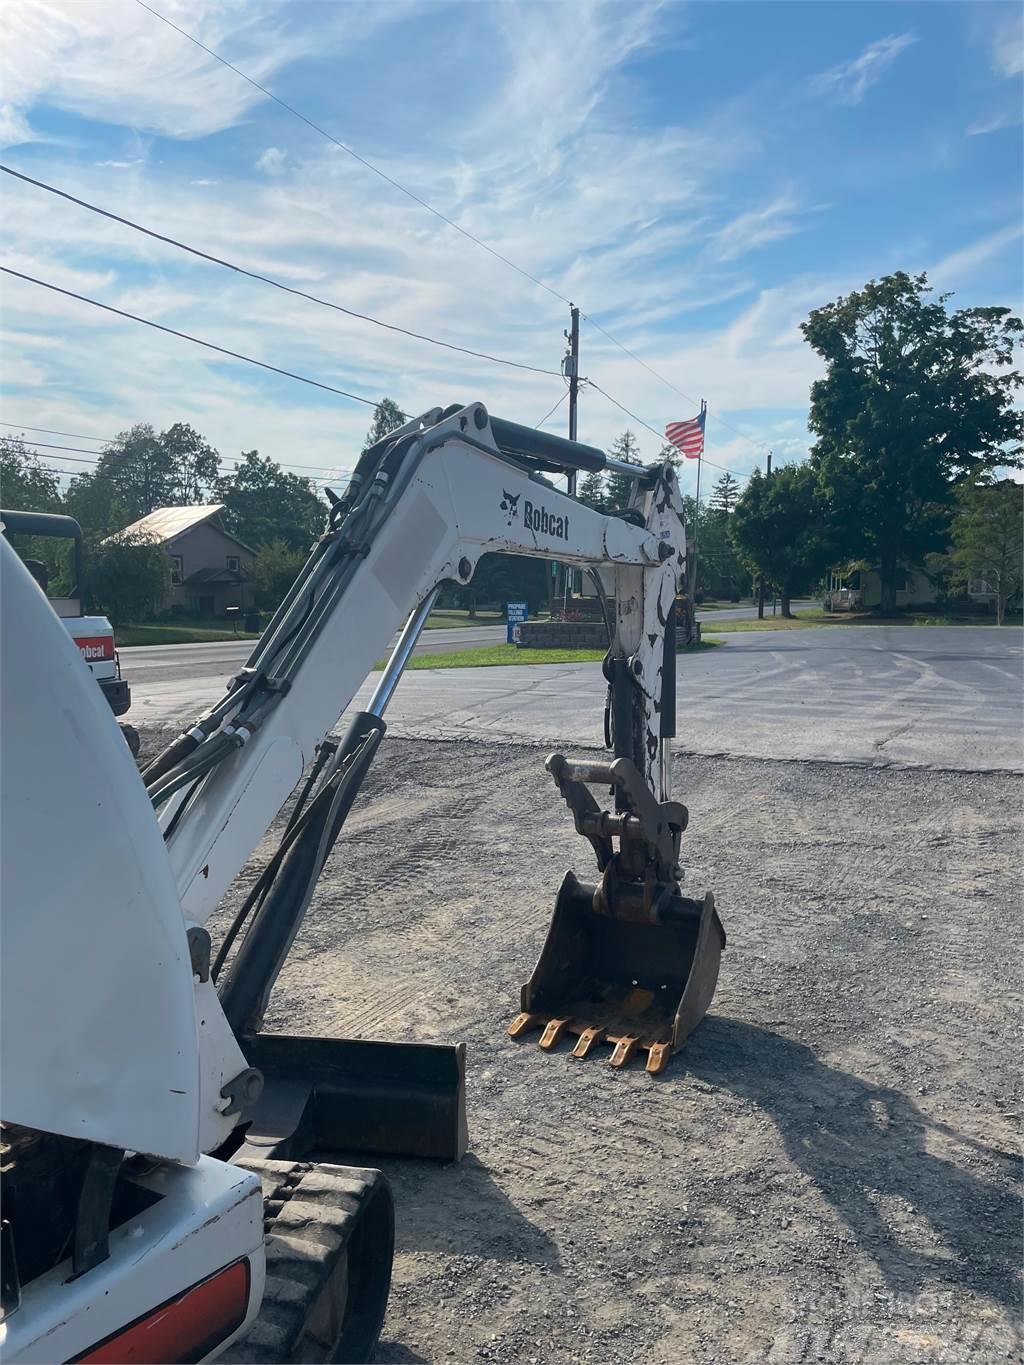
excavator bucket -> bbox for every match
[509,755,725,1074]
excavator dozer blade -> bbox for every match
[235,1033,467,1164]
[510,873,725,1074]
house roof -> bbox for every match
[184,566,246,585]
[106,504,224,545]
[104,504,254,554]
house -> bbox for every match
[108,505,256,616]
[826,566,938,610]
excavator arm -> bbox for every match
[1,402,723,1364]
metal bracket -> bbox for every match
[187,926,211,983]
[220,1066,265,1119]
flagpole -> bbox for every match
[692,398,706,607]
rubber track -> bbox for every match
[220,1157,388,1363]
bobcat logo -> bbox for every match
[500,490,520,526]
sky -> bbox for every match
[1,0,1021,495]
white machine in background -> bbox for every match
[1,403,724,1362]
[0,509,137,754]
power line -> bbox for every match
[133,0,776,460]
[14,445,350,488]
[0,422,106,443]
[2,267,396,411]
[1,422,360,477]
[581,313,772,456]
[133,0,573,309]
[584,379,752,482]
[534,390,569,429]
[1,165,561,380]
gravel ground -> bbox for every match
[142,729,1022,1364]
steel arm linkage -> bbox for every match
[144,402,687,1151]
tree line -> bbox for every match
[580,273,1023,621]
[3,272,1021,624]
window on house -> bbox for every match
[226,555,240,573]
[171,555,183,584]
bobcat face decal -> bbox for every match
[500,490,520,526]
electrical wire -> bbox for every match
[132,0,775,460]
[534,390,569,428]
[133,0,573,309]
[3,429,355,481]
[2,266,396,411]
[585,379,752,482]
[1,165,562,379]
[0,422,106,443]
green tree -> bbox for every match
[214,450,326,552]
[362,398,406,453]
[943,480,1023,625]
[249,538,307,611]
[64,472,134,538]
[161,422,220,504]
[0,436,63,510]
[710,472,741,513]
[0,437,74,588]
[731,464,835,616]
[88,532,172,624]
[802,271,1023,612]
[455,552,549,616]
[90,424,175,520]
[604,431,643,510]
[577,468,607,512]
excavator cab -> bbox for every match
[510,754,725,1074]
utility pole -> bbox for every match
[552,304,582,614]
[757,450,772,620]
[565,304,580,490]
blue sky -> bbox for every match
[1,0,1021,492]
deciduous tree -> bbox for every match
[214,450,326,552]
[945,480,1023,625]
[802,272,1023,611]
[731,464,835,616]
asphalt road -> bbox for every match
[119,601,816,685]
[124,624,1022,772]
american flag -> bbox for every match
[665,407,706,459]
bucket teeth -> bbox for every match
[507,1012,540,1040]
[571,1027,606,1059]
[538,1018,570,1051]
[609,1037,640,1069]
[645,1042,671,1075]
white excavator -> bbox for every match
[0,403,725,1363]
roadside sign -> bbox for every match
[506,600,528,644]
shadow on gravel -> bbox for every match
[685,1018,1022,1311]
[374,1344,428,1363]
[375,1152,561,1268]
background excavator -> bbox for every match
[0,402,724,1363]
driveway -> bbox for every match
[124,625,1022,772]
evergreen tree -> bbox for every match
[604,431,643,510]
[362,398,405,452]
[577,469,607,511]
[710,472,741,513]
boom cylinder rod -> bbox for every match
[367,587,440,717]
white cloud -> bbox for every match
[0,101,36,148]
[706,195,813,264]
[810,33,917,106]
[0,0,414,140]
[929,224,1024,288]
[990,8,1023,78]
[967,109,1024,137]
[256,147,287,176]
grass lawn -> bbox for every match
[705,608,1018,633]
[115,623,261,646]
[373,640,721,670]
[422,610,506,629]
[116,608,509,646]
